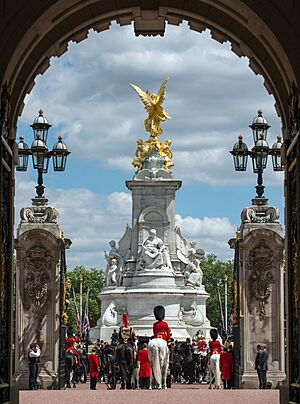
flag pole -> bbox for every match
[225,275,228,334]
[217,283,224,333]
[79,273,83,335]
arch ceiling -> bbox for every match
[0,0,297,133]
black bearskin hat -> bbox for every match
[210,328,218,341]
[154,305,165,321]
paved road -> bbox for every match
[20,382,279,404]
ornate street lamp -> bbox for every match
[230,110,284,199]
[16,110,70,198]
[30,109,52,143]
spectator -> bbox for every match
[28,343,41,390]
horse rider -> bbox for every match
[153,305,171,342]
[65,326,81,366]
[119,313,136,345]
[116,313,136,389]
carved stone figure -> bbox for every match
[247,240,275,320]
[137,228,172,270]
[106,258,119,286]
[176,227,204,287]
[24,244,52,307]
[104,225,132,286]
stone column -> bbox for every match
[230,197,286,388]
[14,197,70,390]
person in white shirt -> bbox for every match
[28,343,41,390]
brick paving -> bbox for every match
[20,382,279,404]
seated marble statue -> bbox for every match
[137,229,172,270]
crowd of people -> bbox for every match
[87,328,236,390]
[26,306,269,391]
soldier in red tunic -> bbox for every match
[208,329,222,355]
[88,348,100,390]
[65,327,81,365]
[153,305,171,342]
[198,336,207,353]
[138,343,151,389]
[220,347,233,389]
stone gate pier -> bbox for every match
[229,196,286,389]
[14,197,70,390]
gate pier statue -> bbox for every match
[14,196,71,390]
[229,196,286,389]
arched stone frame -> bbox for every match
[138,205,170,249]
[239,228,285,378]
[0,0,296,137]
[0,0,299,399]
[14,228,61,383]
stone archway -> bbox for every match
[1,0,296,134]
[1,1,300,402]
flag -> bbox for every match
[83,289,91,338]
[73,288,81,333]
[227,306,234,335]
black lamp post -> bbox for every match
[16,110,70,197]
[230,110,284,199]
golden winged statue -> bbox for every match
[130,77,171,138]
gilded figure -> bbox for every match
[130,78,171,138]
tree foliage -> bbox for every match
[66,266,104,332]
[202,254,233,329]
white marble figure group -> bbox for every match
[137,229,172,271]
[175,227,204,288]
[104,225,132,287]
[104,226,204,288]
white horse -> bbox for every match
[209,353,221,389]
[148,338,169,389]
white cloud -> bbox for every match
[175,214,236,260]
[15,177,132,270]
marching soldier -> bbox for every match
[153,305,171,342]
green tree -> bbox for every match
[66,266,104,332]
[202,254,233,329]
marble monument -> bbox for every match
[91,79,211,341]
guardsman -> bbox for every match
[65,326,81,365]
[153,305,171,342]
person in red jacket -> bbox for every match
[198,336,207,353]
[88,348,100,390]
[138,343,151,389]
[65,327,81,366]
[220,347,233,389]
[153,305,171,342]
[208,329,222,355]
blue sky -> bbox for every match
[15,22,284,269]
